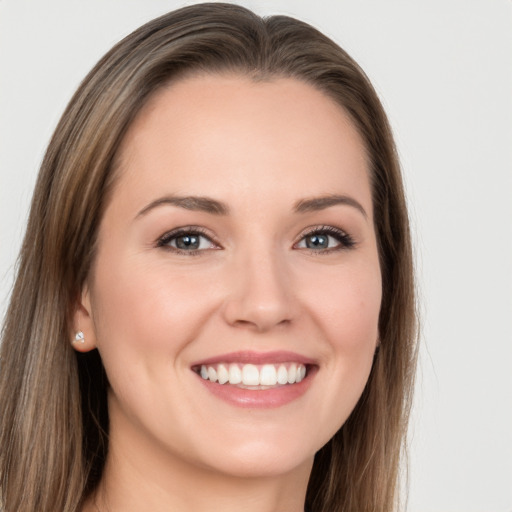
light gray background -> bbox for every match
[1,1,511,511]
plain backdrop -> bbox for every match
[1,1,511,511]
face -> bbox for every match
[76,75,382,480]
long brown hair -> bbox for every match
[0,4,417,511]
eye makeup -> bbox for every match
[155,223,356,257]
[156,226,220,255]
[294,225,356,254]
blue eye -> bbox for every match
[296,226,354,252]
[304,233,332,249]
[157,228,217,253]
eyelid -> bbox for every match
[294,225,356,252]
[155,224,355,254]
[156,226,221,253]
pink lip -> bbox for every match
[192,351,318,409]
[191,350,316,367]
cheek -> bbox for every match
[337,278,381,350]
[87,257,221,434]
[310,259,382,349]
[89,257,213,376]
[304,259,381,420]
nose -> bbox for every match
[222,248,297,332]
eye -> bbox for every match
[157,227,219,254]
[295,226,355,252]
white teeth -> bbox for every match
[295,364,305,383]
[259,364,277,386]
[228,363,242,384]
[217,364,229,384]
[287,363,297,384]
[242,364,260,386]
[277,365,288,385]
[207,366,217,383]
[199,362,308,387]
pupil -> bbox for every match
[306,234,328,249]
[176,235,199,250]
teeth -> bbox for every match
[259,364,277,386]
[287,363,297,384]
[277,365,288,385]
[217,364,229,384]
[199,362,307,387]
[295,364,305,383]
[228,363,242,384]
[242,364,259,386]
[207,366,217,383]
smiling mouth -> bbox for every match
[193,362,308,389]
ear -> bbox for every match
[71,283,97,353]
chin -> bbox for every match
[204,450,314,479]
[187,428,324,479]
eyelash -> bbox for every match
[156,226,219,256]
[156,225,355,255]
[295,225,356,254]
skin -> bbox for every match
[74,75,382,512]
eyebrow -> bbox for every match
[136,193,367,219]
[136,196,230,217]
[294,194,368,219]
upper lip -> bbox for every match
[191,350,317,367]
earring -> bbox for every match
[74,331,85,344]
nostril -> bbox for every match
[231,316,291,332]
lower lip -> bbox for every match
[195,367,317,409]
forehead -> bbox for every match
[112,74,372,216]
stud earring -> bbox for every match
[74,331,85,344]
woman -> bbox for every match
[0,3,417,511]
